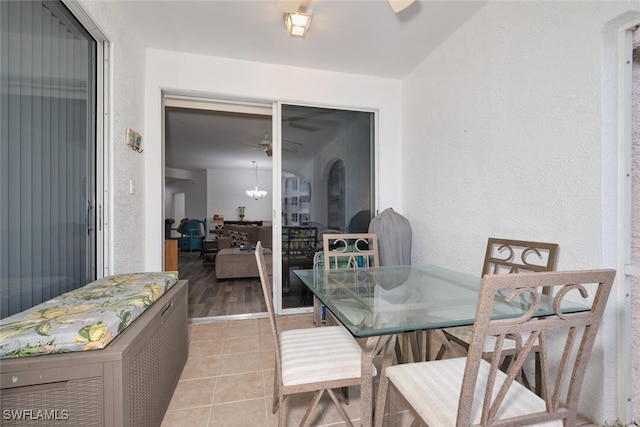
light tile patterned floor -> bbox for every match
[162,314,359,427]
[162,314,598,427]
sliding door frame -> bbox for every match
[274,101,379,316]
[158,94,378,318]
[63,0,109,278]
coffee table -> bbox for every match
[201,239,218,266]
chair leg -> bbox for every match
[299,390,324,427]
[394,338,404,363]
[436,344,448,360]
[407,331,426,362]
[272,377,281,414]
[327,389,354,427]
[373,334,399,427]
[278,394,285,427]
[499,354,514,372]
[313,296,323,326]
[388,384,400,427]
[433,329,462,358]
[498,352,537,393]
[534,351,542,396]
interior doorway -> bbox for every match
[162,95,273,321]
[161,96,377,320]
[171,193,185,239]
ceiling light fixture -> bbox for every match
[246,161,268,200]
[285,10,312,37]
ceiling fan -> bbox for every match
[283,118,320,132]
[277,0,415,14]
[257,133,301,157]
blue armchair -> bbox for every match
[177,219,205,251]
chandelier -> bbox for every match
[246,161,268,200]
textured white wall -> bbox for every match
[402,1,630,423]
[74,0,639,421]
[77,1,148,275]
[143,50,403,270]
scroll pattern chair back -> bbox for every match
[386,269,616,427]
[255,242,373,427]
[313,233,380,325]
[440,238,560,391]
[482,237,559,282]
[322,233,379,270]
[320,233,420,362]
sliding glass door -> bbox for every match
[279,104,375,311]
[0,1,97,318]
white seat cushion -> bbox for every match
[385,357,562,426]
[279,326,377,386]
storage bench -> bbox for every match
[0,273,189,426]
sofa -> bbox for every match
[215,222,272,279]
[217,223,272,250]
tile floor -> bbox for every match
[161,314,598,427]
[162,314,345,427]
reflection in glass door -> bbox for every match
[280,104,374,310]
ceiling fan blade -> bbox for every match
[388,0,414,13]
[287,121,320,132]
[239,141,260,149]
[283,146,298,154]
[282,138,303,146]
[277,0,303,13]
[290,123,319,131]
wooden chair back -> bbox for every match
[459,269,615,425]
[254,242,282,383]
[482,238,559,298]
[482,238,559,276]
[322,233,379,270]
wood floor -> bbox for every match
[180,249,315,319]
[179,251,266,319]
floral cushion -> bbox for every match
[229,230,250,247]
[0,272,179,359]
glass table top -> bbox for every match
[294,265,589,338]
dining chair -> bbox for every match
[322,233,379,269]
[254,242,376,427]
[312,233,380,326]
[385,268,616,427]
[319,233,423,363]
[438,238,559,391]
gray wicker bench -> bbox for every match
[0,276,189,427]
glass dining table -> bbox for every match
[293,264,589,427]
